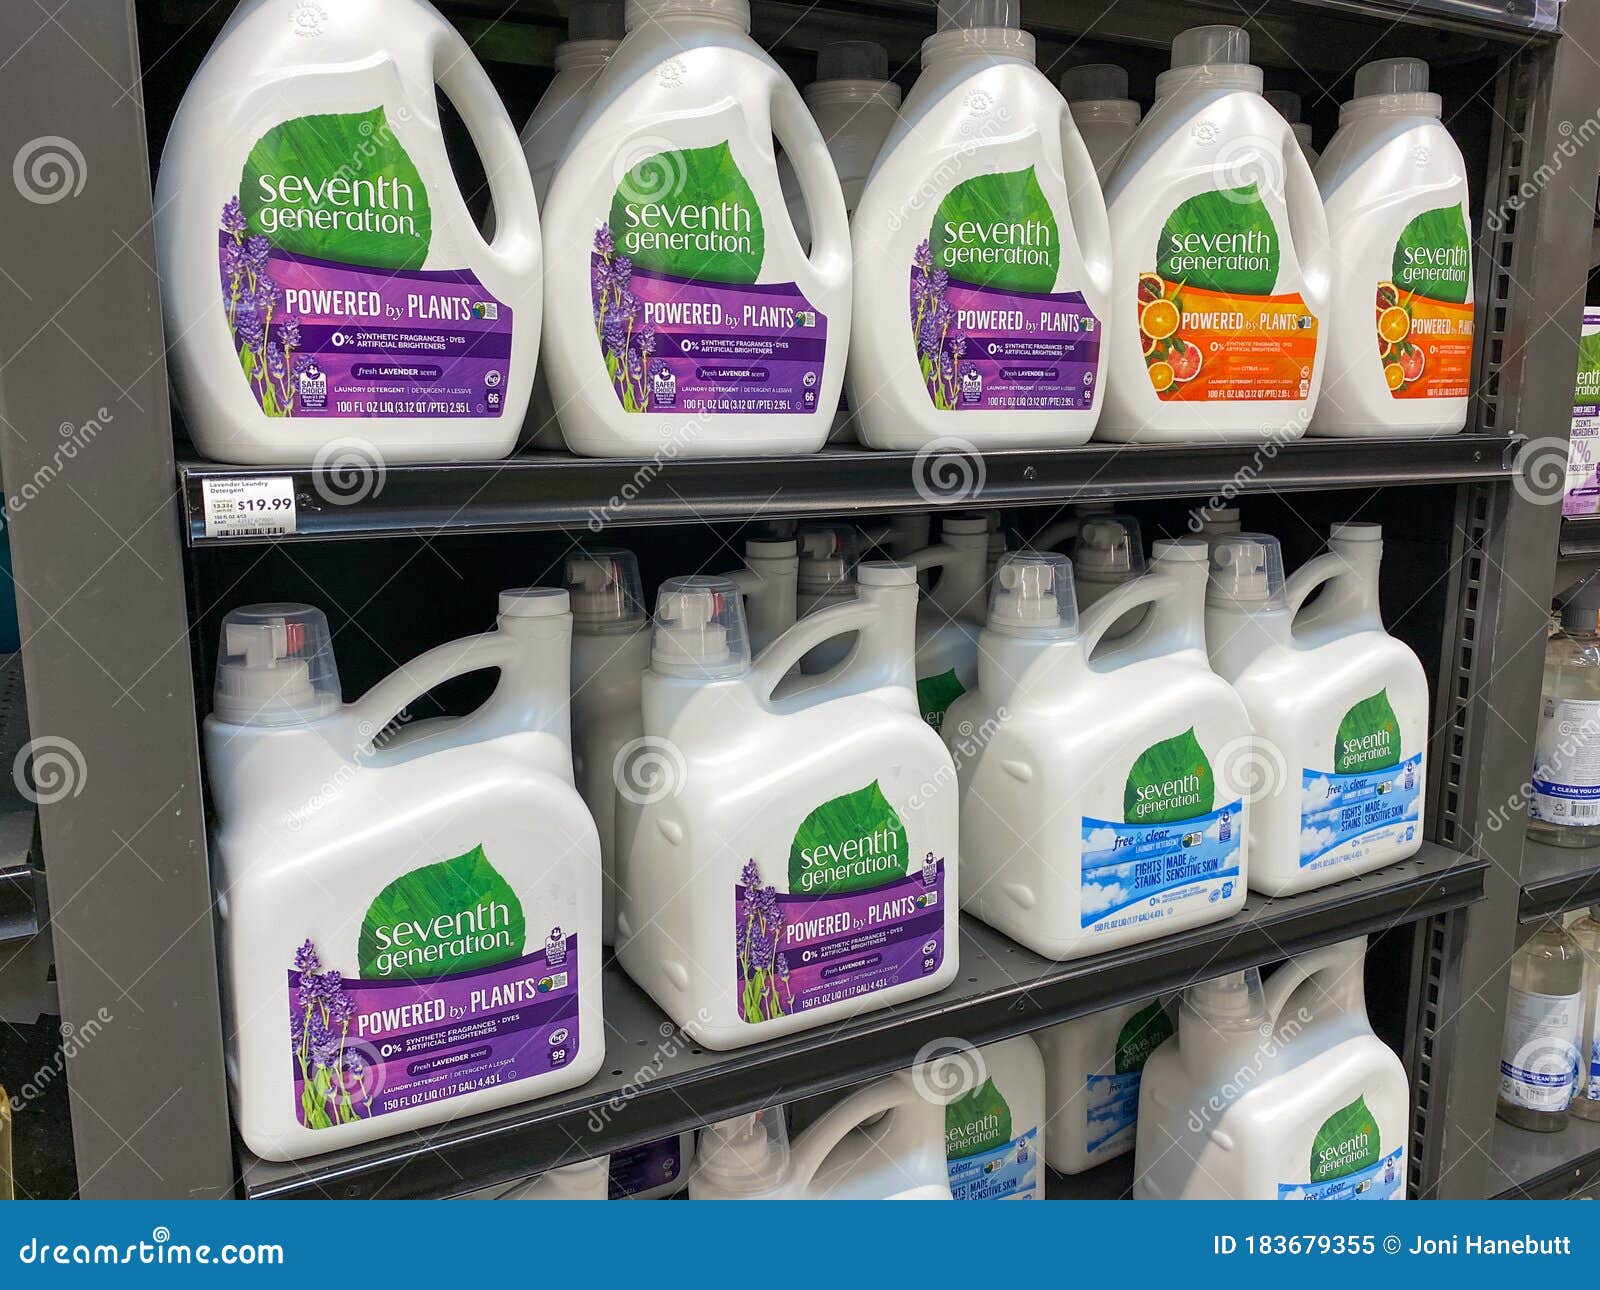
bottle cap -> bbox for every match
[941,514,991,538]
[1185,968,1269,1031]
[1263,88,1302,122]
[1072,516,1146,587]
[1329,521,1382,544]
[744,537,799,561]
[1171,24,1249,70]
[937,0,1020,29]
[1062,63,1129,102]
[1195,505,1242,537]
[563,548,645,629]
[696,1110,790,1195]
[213,604,341,727]
[569,0,626,40]
[1206,533,1287,609]
[989,553,1079,638]
[651,576,749,677]
[626,0,750,33]
[816,39,889,81]
[857,560,917,587]
[497,587,569,619]
[1354,56,1428,98]
[797,524,862,594]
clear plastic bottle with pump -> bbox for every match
[1527,578,1600,848]
[1061,64,1141,186]
[1571,905,1600,1121]
[1498,920,1585,1132]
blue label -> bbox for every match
[1080,800,1242,932]
[1299,753,1422,871]
[1085,1071,1140,1159]
[947,1126,1038,1200]
[1277,1147,1404,1200]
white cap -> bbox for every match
[1195,505,1242,537]
[696,1110,790,1196]
[857,560,917,588]
[1355,56,1429,98]
[1329,521,1382,544]
[498,587,569,619]
[989,553,1079,638]
[797,524,862,593]
[937,0,1019,29]
[626,0,749,32]
[1263,88,1302,122]
[1185,968,1268,1032]
[213,604,341,726]
[941,514,990,538]
[568,0,625,40]
[1206,533,1287,610]
[564,548,645,630]
[1062,63,1128,102]
[1158,24,1260,96]
[651,576,749,678]
[1073,516,1146,587]
[816,40,888,81]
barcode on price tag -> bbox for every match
[201,476,297,539]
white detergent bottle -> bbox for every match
[608,1131,696,1198]
[501,1156,611,1199]
[795,524,864,674]
[691,1084,953,1199]
[207,592,604,1162]
[944,541,1250,960]
[541,0,851,457]
[862,515,934,562]
[615,564,959,1049]
[1206,526,1427,896]
[910,515,992,731]
[517,0,627,449]
[565,548,648,943]
[925,1036,1046,1199]
[1312,58,1472,437]
[1036,997,1175,1174]
[1265,89,1319,168]
[1073,514,1147,639]
[1062,64,1142,186]
[156,0,542,466]
[1098,25,1330,443]
[1135,938,1410,1200]
[849,0,1113,450]
[726,536,800,654]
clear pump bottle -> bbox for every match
[1528,579,1600,848]
[1497,919,1585,1132]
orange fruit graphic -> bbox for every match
[1140,298,1180,341]
[1376,281,1400,311]
[1138,272,1165,305]
[1148,360,1176,393]
[1169,341,1203,383]
[1397,347,1425,383]
[1384,362,1406,391]
[1377,306,1410,345]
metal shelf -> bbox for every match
[180,435,1519,547]
[1519,838,1600,922]
[1489,1113,1600,1199]
[238,843,1485,1199]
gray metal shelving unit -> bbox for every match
[0,0,1593,1199]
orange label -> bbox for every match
[1377,286,1473,400]
[1137,273,1317,402]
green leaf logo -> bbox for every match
[1391,205,1470,304]
[930,167,1060,294]
[609,141,764,283]
[917,668,967,732]
[1578,328,1600,402]
[1124,728,1214,824]
[1309,1095,1381,1183]
[945,1077,1013,1160]
[358,844,525,979]
[1157,185,1279,296]
[242,108,432,271]
[1334,689,1401,774]
[789,781,909,896]
[1114,999,1175,1075]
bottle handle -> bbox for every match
[346,632,519,756]
[785,1078,920,1194]
[1034,518,1079,551]
[749,596,877,700]
[1260,939,1366,1033]
[1079,574,1179,667]
[910,543,956,573]
[769,75,851,279]
[1284,552,1348,625]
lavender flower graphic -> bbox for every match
[738,859,792,1023]
[291,939,373,1129]
[910,240,968,409]
[221,197,305,417]
[591,225,658,412]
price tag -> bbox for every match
[201,475,297,540]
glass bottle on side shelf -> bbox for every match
[1497,919,1585,1132]
[1528,578,1600,848]
[1571,905,1600,1122]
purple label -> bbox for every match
[735,860,945,1024]
[910,273,1100,412]
[591,251,826,415]
[608,1135,686,1199]
[218,226,513,420]
[287,938,578,1129]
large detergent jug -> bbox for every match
[932,1037,1046,1199]
[911,515,991,731]
[849,0,1113,450]
[541,0,851,457]
[1135,938,1410,1200]
[1206,526,1426,896]
[517,0,627,449]
[156,0,542,465]
[1098,26,1330,442]
[1036,998,1174,1174]
[206,592,604,1161]
[565,548,648,942]
[943,541,1251,960]
[614,564,959,1049]
[1062,64,1141,185]
[1312,59,1472,437]
[690,1083,952,1199]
